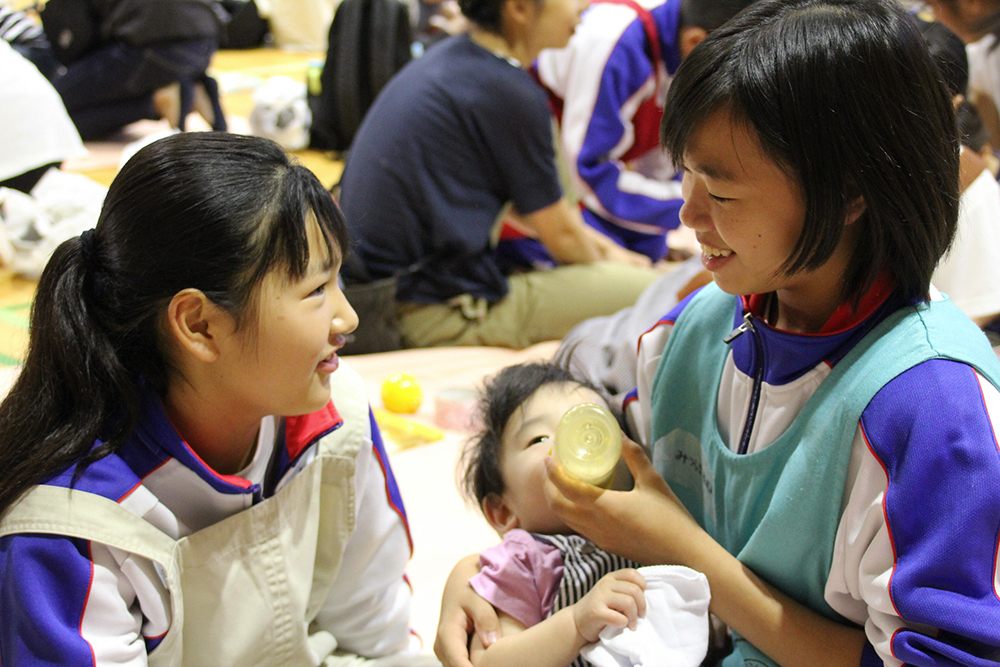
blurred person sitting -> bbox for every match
[41,0,228,139]
[339,0,663,350]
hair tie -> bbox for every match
[79,228,97,271]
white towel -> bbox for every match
[580,565,711,667]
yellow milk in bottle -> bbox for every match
[553,403,622,487]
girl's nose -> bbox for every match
[332,297,359,339]
[678,173,710,232]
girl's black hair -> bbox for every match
[459,362,600,509]
[0,132,349,517]
[662,0,960,305]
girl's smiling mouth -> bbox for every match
[700,242,733,258]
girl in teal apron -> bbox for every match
[434,2,1000,666]
[0,133,439,666]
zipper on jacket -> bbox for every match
[723,311,765,455]
[261,419,288,499]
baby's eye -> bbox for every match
[528,435,550,446]
[709,193,733,203]
[310,284,326,296]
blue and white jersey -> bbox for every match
[535,0,685,261]
[0,382,413,666]
[626,283,1000,667]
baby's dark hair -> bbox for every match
[459,362,600,509]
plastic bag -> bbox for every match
[0,169,107,279]
[248,75,311,150]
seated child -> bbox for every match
[458,362,711,667]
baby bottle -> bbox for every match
[553,403,622,488]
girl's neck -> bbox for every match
[769,291,840,334]
[163,382,262,476]
[768,220,860,334]
[770,272,848,334]
[469,26,531,67]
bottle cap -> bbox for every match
[554,403,622,486]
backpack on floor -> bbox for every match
[308,0,412,153]
[219,0,270,48]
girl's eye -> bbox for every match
[309,273,338,297]
[709,193,733,203]
[528,435,550,446]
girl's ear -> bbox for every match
[845,188,866,226]
[483,493,519,534]
[165,288,230,362]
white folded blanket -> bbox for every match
[581,565,711,667]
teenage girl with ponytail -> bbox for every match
[0,132,438,667]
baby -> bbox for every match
[458,362,711,667]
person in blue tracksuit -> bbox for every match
[434,2,1000,666]
[0,133,435,666]
[506,0,758,265]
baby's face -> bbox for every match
[498,382,609,534]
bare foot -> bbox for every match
[153,82,181,128]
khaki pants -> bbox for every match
[398,262,661,349]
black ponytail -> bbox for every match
[0,133,349,516]
[0,236,142,515]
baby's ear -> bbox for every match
[483,494,519,534]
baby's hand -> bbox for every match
[572,569,646,643]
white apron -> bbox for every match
[1,365,439,667]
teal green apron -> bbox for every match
[648,284,1000,666]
